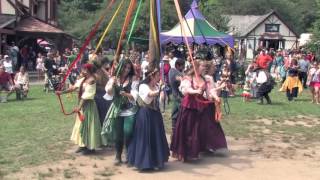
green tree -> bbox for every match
[58,0,318,48]
[199,0,230,32]
[312,0,320,40]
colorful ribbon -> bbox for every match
[173,0,199,79]
[127,0,143,44]
[95,0,125,54]
[173,0,224,120]
[149,0,161,59]
[115,0,137,62]
[57,0,115,116]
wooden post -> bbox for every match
[148,0,161,67]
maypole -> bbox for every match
[148,0,161,67]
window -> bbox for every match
[265,24,280,32]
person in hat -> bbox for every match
[56,63,102,154]
[253,66,274,104]
[3,55,13,73]
[160,55,171,105]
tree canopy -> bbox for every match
[58,0,319,48]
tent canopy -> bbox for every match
[160,0,234,48]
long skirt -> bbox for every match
[199,104,228,151]
[70,100,102,150]
[257,82,273,97]
[128,107,169,170]
[170,103,227,160]
[94,89,111,125]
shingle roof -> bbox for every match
[227,11,273,37]
[15,17,64,34]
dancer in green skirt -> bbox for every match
[56,63,102,154]
[102,58,139,165]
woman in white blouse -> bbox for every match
[127,68,170,171]
[56,64,102,154]
[3,55,13,74]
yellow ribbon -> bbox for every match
[150,0,160,54]
[94,0,126,54]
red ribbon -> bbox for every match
[56,0,115,116]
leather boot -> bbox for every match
[266,95,272,104]
[114,151,122,165]
[258,97,264,105]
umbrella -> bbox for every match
[37,38,51,46]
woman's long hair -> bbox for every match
[113,58,135,78]
[139,67,159,90]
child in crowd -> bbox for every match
[280,68,303,101]
[245,63,258,98]
[241,81,251,102]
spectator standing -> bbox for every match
[3,55,13,74]
[245,63,258,98]
[273,50,284,81]
[298,54,310,88]
[20,45,29,68]
[169,52,178,69]
[254,68,274,104]
[9,42,19,70]
[168,58,185,135]
[29,47,37,70]
[36,53,45,81]
[307,62,320,104]
[0,65,14,102]
[256,49,273,70]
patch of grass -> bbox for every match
[219,86,320,140]
[0,169,8,178]
[162,86,320,145]
[95,170,115,177]
[63,168,80,179]
[2,84,320,176]
[0,86,76,174]
[36,171,54,180]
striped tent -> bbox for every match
[160,0,234,47]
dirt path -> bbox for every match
[5,137,320,180]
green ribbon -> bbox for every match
[127,0,143,44]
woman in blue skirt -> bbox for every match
[128,68,170,171]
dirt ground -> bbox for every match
[4,136,320,180]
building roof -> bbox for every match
[227,11,298,38]
[15,17,65,34]
[0,14,16,28]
